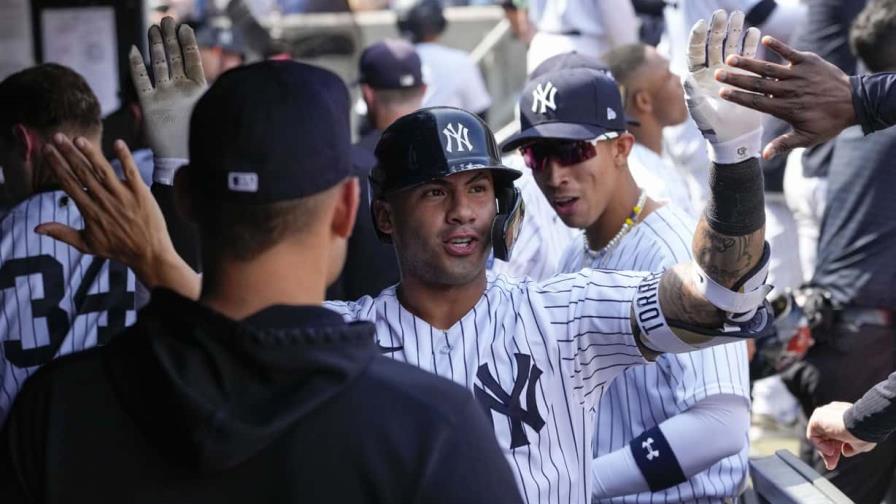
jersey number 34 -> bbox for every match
[1,255,134,368]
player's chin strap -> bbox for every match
[633,243,775,354]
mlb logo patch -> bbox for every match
[228,172,259,193]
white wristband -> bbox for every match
[706,129,762,164]
[153,157,188,186]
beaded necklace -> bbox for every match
[584,190,648,258]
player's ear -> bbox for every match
[12,124,37,165]
[361,84,376,108]
[332,177,360,239]
[613,133,636,167]
[632,89,652,115]
[373,198,394,238]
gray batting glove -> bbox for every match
[684,10,763,164]
[130,16,207,162]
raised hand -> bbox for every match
[715,36,854,160]
[35,135,199,299]
[684,10,763,164]
[130,16,207,160]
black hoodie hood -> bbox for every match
[103,289,377,474]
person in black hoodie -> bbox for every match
[0,34,522,504]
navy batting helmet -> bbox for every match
[370,107,525,261]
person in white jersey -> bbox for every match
[604,43,698,217]
[397,0,492,116]
[502,54,751,501]
[39,11,774,504]
[523,0,639,73]
[0,64,139,425]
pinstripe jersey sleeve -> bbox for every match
[0,191,137,423]
[531,270,651,411]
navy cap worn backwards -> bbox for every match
[358,39,423,90]
[501,67,626,152]
[188,60,354,204]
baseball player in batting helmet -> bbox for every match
[38,12,778,503]
[370,107,524,261]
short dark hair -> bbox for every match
[194,193,331,262]
[372,85,426,106]
[851,0,896,72]
[0,63,101,141]
[604,43,648,88]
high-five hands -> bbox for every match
[684,10,763,164]
[130,16,207,161]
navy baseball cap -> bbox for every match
[529,51,608,80]
[501,68,626,152]
[358,39,423,90]
[187,60,354,204]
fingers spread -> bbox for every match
[34,223,87,253]
[75,137,128,199]
[763,35,805,64]
[687,19,709,72]
[148,24,170,85]
[129,46,153,96]
[724,10,745,62]
[113,140,149,193]
[715,70,794,97]
[42,143,95,216]
[178,24,207,86]
[707,10,728,67]
[161,16,186,81]
[742,27,761,59]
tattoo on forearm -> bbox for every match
[656,219,764,330]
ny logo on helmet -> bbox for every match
[442,123,473,153]
[531,82,558,114]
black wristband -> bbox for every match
[704,158,765,236]
[629,426,687,492]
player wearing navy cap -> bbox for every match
[37,11,775,504]
[503,22,752,501]
[0,20,522,504]
[328,39,426,300]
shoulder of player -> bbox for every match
[555,234,585,274]
[323,289,395,322]
[3,190,73,220]
[10,343,109,407]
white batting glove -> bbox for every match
[130,17,207,183]
[684,10,763,164]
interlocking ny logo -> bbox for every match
[642,437,660,460]
[442,123,472,153]
[531,82,558,114]
[474,353,545,449]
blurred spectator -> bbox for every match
[196,24,247,83]
[781,1,896,500]
[327,40,423,300]
[523,0,638,72]
[397,0,492,117]
[604,43,696,216]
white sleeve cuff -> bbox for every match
[706,129,762,164]
[153,157,188,186]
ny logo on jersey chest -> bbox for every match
[474,353,545,449]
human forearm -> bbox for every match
[844,371,896,443]
[592,394,749,498]
[851,73,896,135]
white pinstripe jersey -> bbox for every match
[559,204,751,502]
[0,191,137,424]
[325,269,652,504]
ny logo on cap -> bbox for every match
[607,107,617,120]
[443,123,472,153]
[531,82,558,114]
[228,172,259,193]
